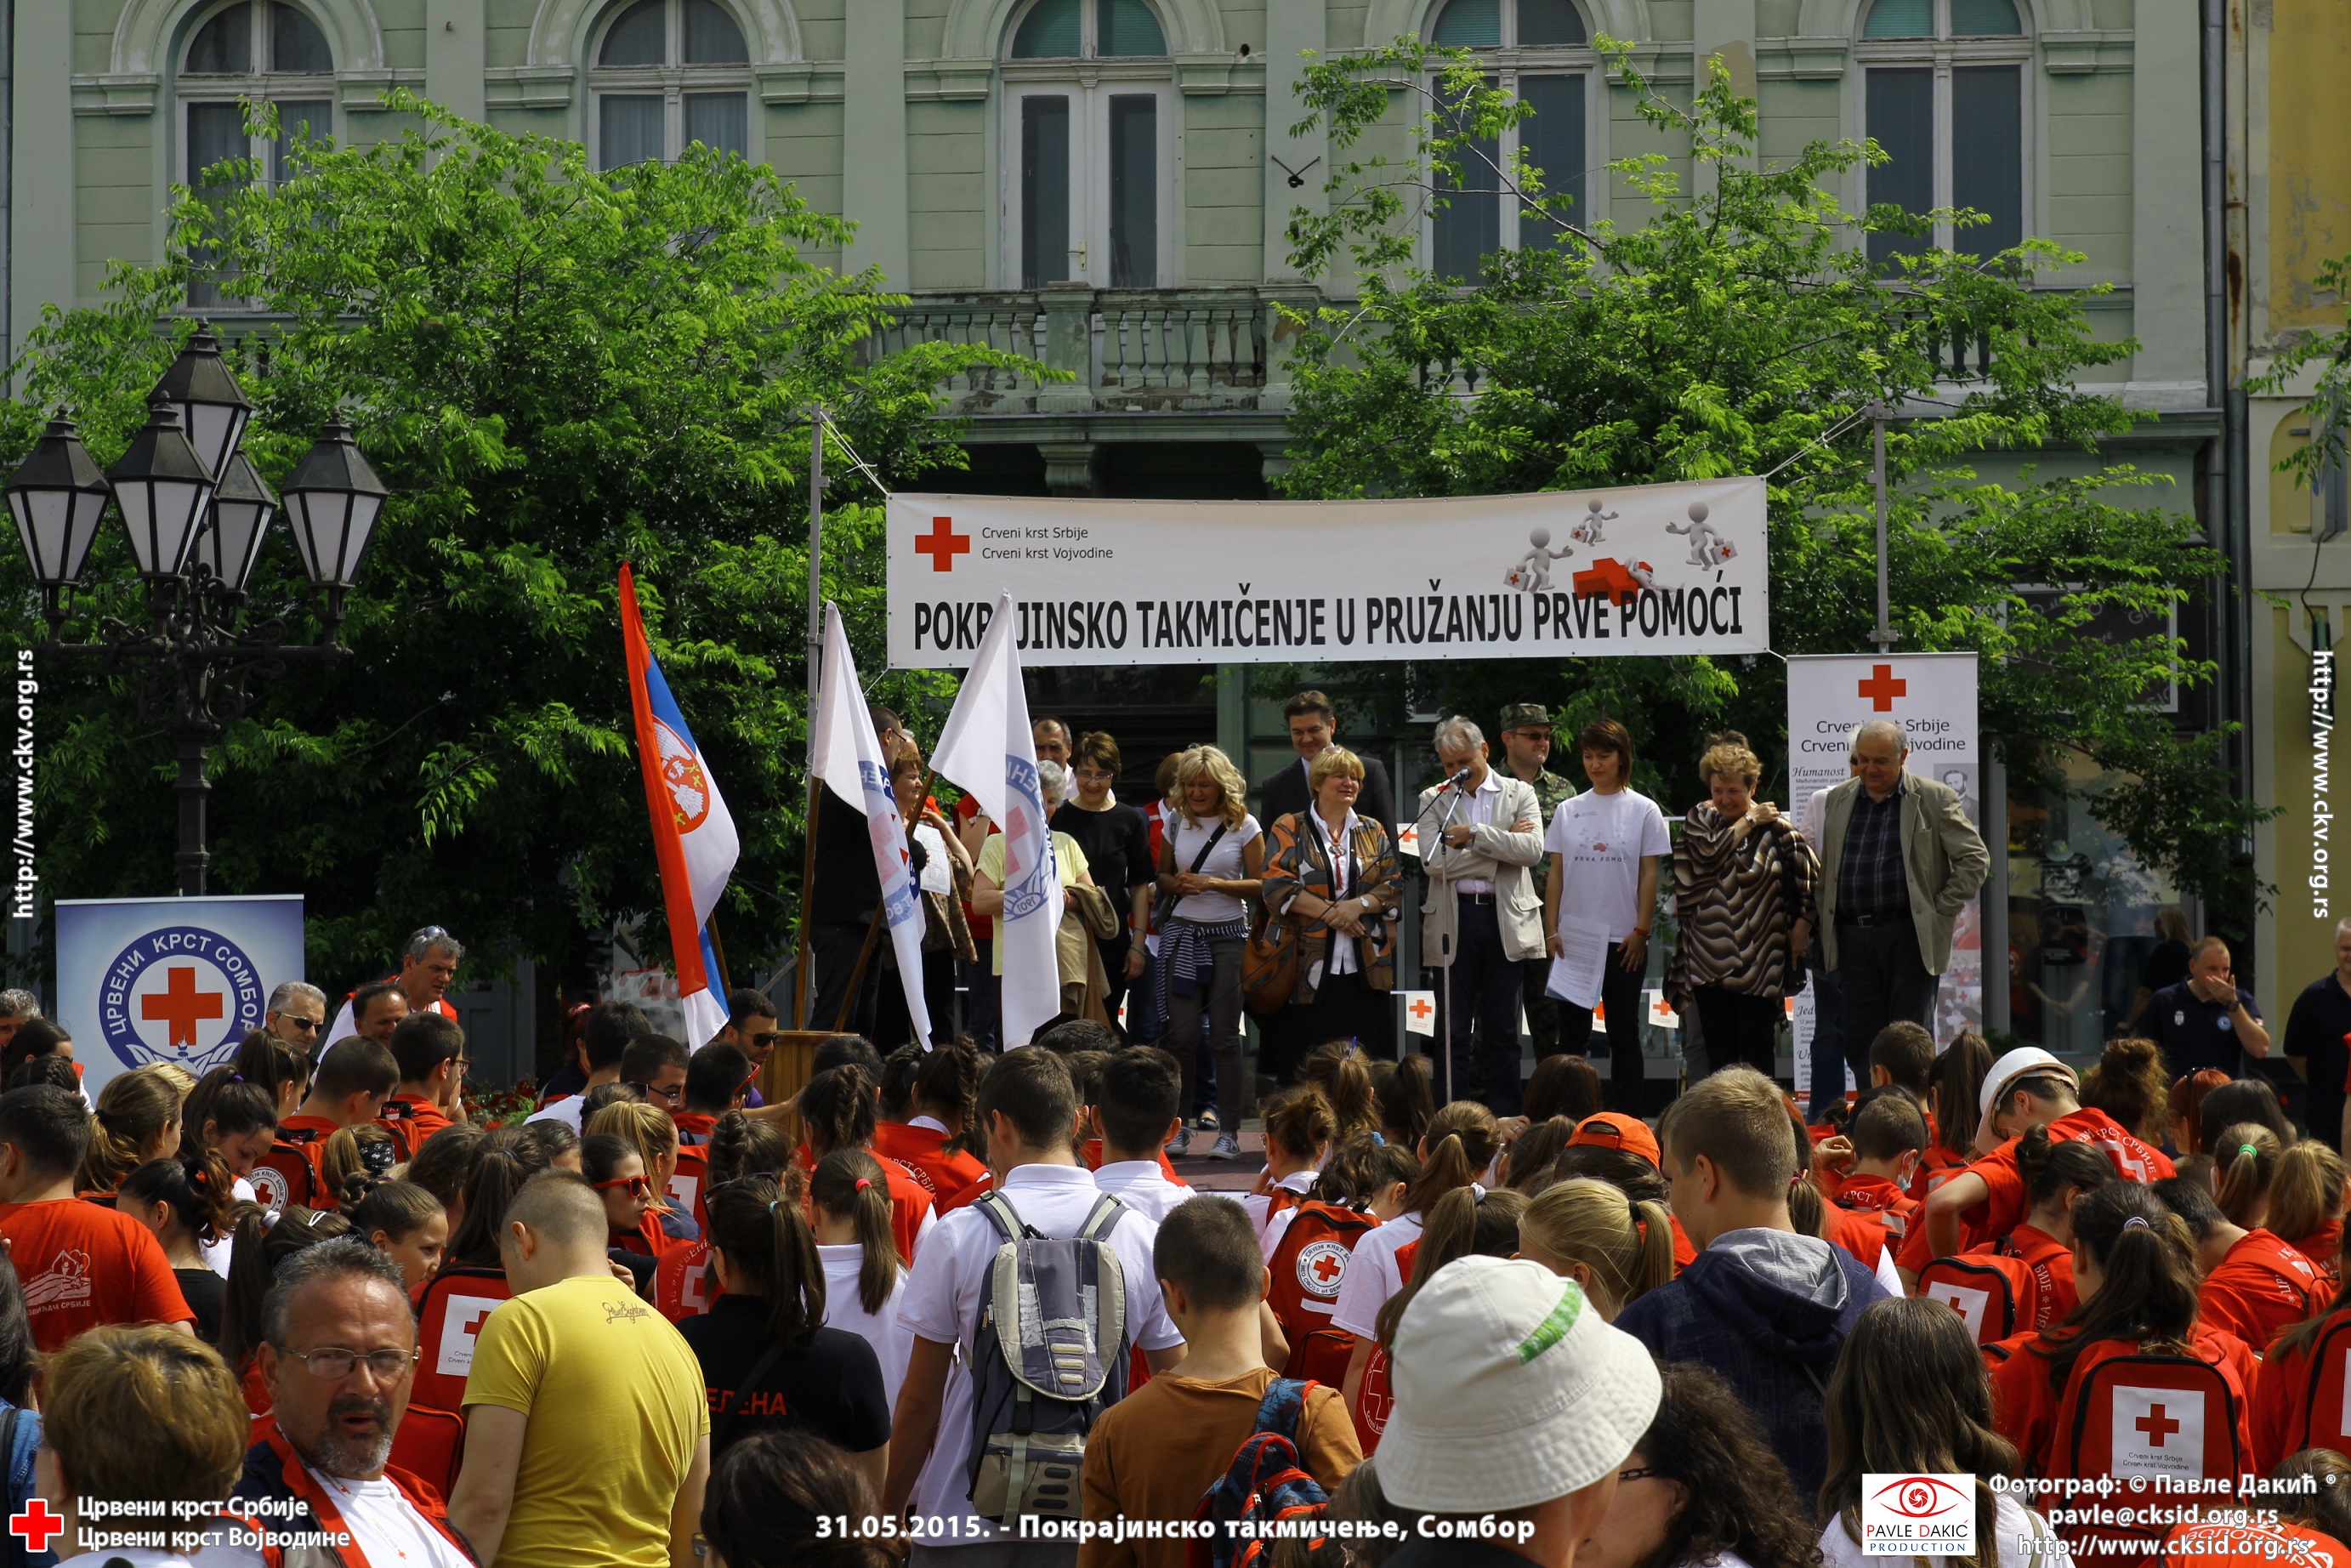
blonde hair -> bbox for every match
[2214,1122,2286,1230]
[1170,745,1250,829]
[1697,736,1762,789]
[2270,1140,2350,1248]
[144,1063,196,1099]
[589,1099,681,1213]
[1307,747,1365,791]
[2154,906,2193,946]
[43,1325,247,1541]
[81,1068,183,1194]
[1520,1177,1675,1320]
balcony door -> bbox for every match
[1003,82,1172,289]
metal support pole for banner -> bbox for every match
[807,407,826,767]
[1868,403,1897,651]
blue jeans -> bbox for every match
[1440,896,1526,1116]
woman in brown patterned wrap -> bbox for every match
[1667,734,1820,1079]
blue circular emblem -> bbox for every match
[96,925,269,1074]
[1002,756,1055,919]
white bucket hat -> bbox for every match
[1374,1255,1662,1515]
[1979,1046,2079,1123]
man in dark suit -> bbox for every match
[1259,689,1397,833]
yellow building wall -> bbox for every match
[2268,0,2351,333]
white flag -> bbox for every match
[809,602,934,1049]
[1400,991,1438,1038]
[930,593,1059,1046]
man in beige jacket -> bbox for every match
[1417,717,1546,1114]
[1816,719,1990,1072]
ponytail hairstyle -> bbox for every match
[2014,1126,2115,1231]
[118,1150,237,1247]
[1822,1298,2019,1568]
[6,1056,78,1095]
[319,1124,395,1202]
[1524,1054,1604,1127]
[707,1173,827,1349]
[2212,1121,2287,1230]
[2166,1070,2231,1157]
[707,1108,795,1190]
[183,1067,277,1162]
[1519,1176,1675,1320]
[809,1149,900,1312]
[879,1045,923,1123]
[588,1099,681,1213]
[2079,1037,2171,1145]
[1930,1031,1994,1162]
[2268,1139,2349,1255]
[1373,1186,1528,1349]
[342,1174,443,1247]
[440,1129,542,1271]
[2199,1080,2294,1158]
[911,1042,983,1156]
[1372,1056,1434,1149]
[1402,1100,1502,1218]
[1300,1043,1379,1144]
[1264,1088,1337,1169]
[406,1122,486,1214]
[1502,1116,1577,1194]
[219,1206,353,1370]
[1785,1105,1830,1240]
[81,1070,184,1195]
[231,1031,310,1117]
[1310,1133,1418,1209]
[800,1065,878,1159]
[2029,1182,2201,1394]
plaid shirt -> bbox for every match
[1837,777,1910,919]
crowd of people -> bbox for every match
[11,704,2351,1568]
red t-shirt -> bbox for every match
[2161,1521,2351,1568]
[2199,1228,2322,1351]
[0,1197,196,1351]
[655,1241,717,1323]
[872,1121,987,1202]
[1998,1223,2080,1329]
[1991,1326,2256,1478]
[1910,1143,1972,1206]
[257,1113,344,1213]
[1830,1174,1921,1272]
[378,1094,452,1160]
[1669,1215,1698,1270]
[1900,1107,2172,1275]
[2284,1219,2344,1287]
[673,1111,718,1146]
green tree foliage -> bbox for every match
[0,96,1002,988]
[1279,42,2261,912]
[2253,251,2351,516]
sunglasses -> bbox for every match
[593,1175,653,1200]
[747,1031,781,1049]
[284,1016,321,1033]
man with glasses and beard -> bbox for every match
[232,1237,474,1565]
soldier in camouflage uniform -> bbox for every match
[1498,703,1577,1059]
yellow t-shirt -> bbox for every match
[977,829,1090,976]
[463,1273,709,1568]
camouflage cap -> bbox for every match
[1497,702,1552,732]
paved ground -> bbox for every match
[1167,1125,1266,1191]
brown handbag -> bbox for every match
[1242,907,1301,1016]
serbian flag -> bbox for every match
[619,564,739,1048]
[931,591,1059,1047]
[809,601,933,1048]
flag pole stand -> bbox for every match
[795,777,821,1030]
[797,406,827,1031]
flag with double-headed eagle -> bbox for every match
[620,564,739,1048]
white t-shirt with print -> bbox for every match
[304,1464,473,1568]
[894,1162,1184,1547]
[1544,787,1672,942]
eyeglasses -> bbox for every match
[280,1015,321,1034]
[1617,1467,1663,1484]
[747,1031,781,1049]
[628,1080,684,1106]
[1073,769,1115,783]
[594,1175,653,1199]
[285,1346,416,1381]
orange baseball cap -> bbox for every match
[1569,1113,1661,1170]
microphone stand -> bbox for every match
[1417,776,1472,1105]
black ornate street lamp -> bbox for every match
[3,321,385,895]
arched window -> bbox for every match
[588,0,753,171]
[179,2,333,307]
[1002,0,1173,287]
[1857,0,2029,267]
[1423,0,1593,283]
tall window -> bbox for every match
[180,2,333,306]
[590,0,752,170]
[1859,0,2028,267]
[1424,0,1592,283]
[1003,0,1173,288]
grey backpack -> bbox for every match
[964,1189,1133,1524]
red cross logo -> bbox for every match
[915,515,970,572]
[1651,997,1678,1023]
[9,1500,64,1553]
[1856,663,1907,712]
[1310,1252,1344,1286]
[141,964,224,1048]
[2136,1404,2181,1446]
[1408,997,1434,1025]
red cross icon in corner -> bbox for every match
[1856,663,1907,712]
[9,1499,65,1554]
[915,515,970,572]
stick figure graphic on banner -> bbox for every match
[1667,502,1735,568]
[1570,498,1616,546]
[1504,528,1573,592]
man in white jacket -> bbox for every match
[1417,718,1545,1114]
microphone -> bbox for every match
[1440,765,1474,791]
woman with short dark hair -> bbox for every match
[1542,719,1670,1113]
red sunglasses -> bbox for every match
[593,1175,652,1200]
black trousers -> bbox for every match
[1440,897,1527,1116]
[1694,986,1782,1079]
[809,920,883,1037]
[1283,969,1392,1064]
[1837,916,1940,1060]
[1554,942,1648,1113]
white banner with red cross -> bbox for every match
[886,480,1771,669]
[1785,653,1982,1086]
